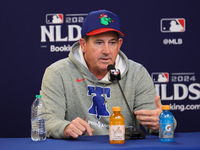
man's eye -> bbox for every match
[97,42,102,45]
[110,42,116,45]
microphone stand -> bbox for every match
[107,65,145,139]
[116,81,146,139]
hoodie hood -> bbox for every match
[69,41,129,84]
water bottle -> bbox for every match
[159,105,174,142]
[109,107,125,144]
[31,95,47,141]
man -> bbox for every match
[41,10,175,139]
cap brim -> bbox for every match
[86,28,125,37]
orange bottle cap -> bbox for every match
[162,105,170,110]
[112,107,121,111]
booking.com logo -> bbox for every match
[170,103,200,112]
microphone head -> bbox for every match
[107,64,121,83]
[107,64,115,71]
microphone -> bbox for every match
[107,64,146,139]
[107,65,121,83]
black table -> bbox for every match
[1,132,200,150]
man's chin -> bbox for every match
[98,64,110,71]
[97,61,113,70]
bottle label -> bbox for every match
[109,125,125,141]
[159,123,174,138]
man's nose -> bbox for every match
[102,43,110,54]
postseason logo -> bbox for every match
[161,18,185,33]
[41,13,87,52]
[152,72,200,112]
[151,72,200,101]
[46,14,63,24]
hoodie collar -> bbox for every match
[73,44,126,81]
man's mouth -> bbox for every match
[99,58,111,62]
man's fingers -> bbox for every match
[82,122,93,136]
[136,114,159,122]
[134,96,162,131]
[74,117,94,135]
[140,120,158,126]
[71,119,87,132]
[64,125,79,139]
[138,118,159,130]
[135,109,158,116]
[64,117,94,139]
[134,95,162,116]
[155,95,162,110]
[71,120,86,135]
[73,117,94,136]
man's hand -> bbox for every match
[134,96,162,130]
[64,117,94,139]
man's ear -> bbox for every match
[79,38,87,53]
[118,38,123,52]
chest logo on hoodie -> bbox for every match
[87,86,110,119]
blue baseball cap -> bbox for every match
[81,10,125,37]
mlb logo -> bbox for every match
[46,14,63,24]
[111,69,120,75]
[151,73,169,83]
[161,18,185,32]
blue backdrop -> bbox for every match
[1,0,200,138]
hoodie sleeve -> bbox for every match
[134,65,157,111]
[41,67,70,139]
[133,65,177,134]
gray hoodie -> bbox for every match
[41,41,158,139]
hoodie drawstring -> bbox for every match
[103,84,107,105]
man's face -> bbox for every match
[80,32,123,76]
